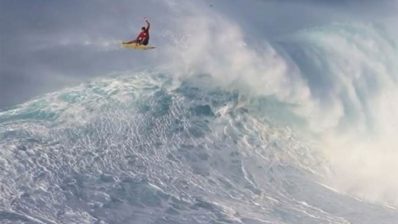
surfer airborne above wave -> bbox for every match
[123,18,150,46]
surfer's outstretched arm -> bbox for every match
[145,19,150,30]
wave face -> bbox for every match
[2,0,398,223]
[0,73,397,224]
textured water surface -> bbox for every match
[1,73,397,224]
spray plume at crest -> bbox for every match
[151,1,398,206]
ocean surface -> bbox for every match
[1,0,398,223]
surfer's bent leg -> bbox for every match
[123,40,138,44]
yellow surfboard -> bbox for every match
[122,43,155,50]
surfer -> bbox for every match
[123,19,150,46]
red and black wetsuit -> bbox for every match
[136,22,150,45]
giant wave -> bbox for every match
[0,71,397,223]
[1,0,398,223]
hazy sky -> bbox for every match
[0,0,396,110]
[0,0,163,110]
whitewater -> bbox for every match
[1,0,398,223]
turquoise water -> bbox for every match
[0,72,397,224]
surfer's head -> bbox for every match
[141,27,145,31]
